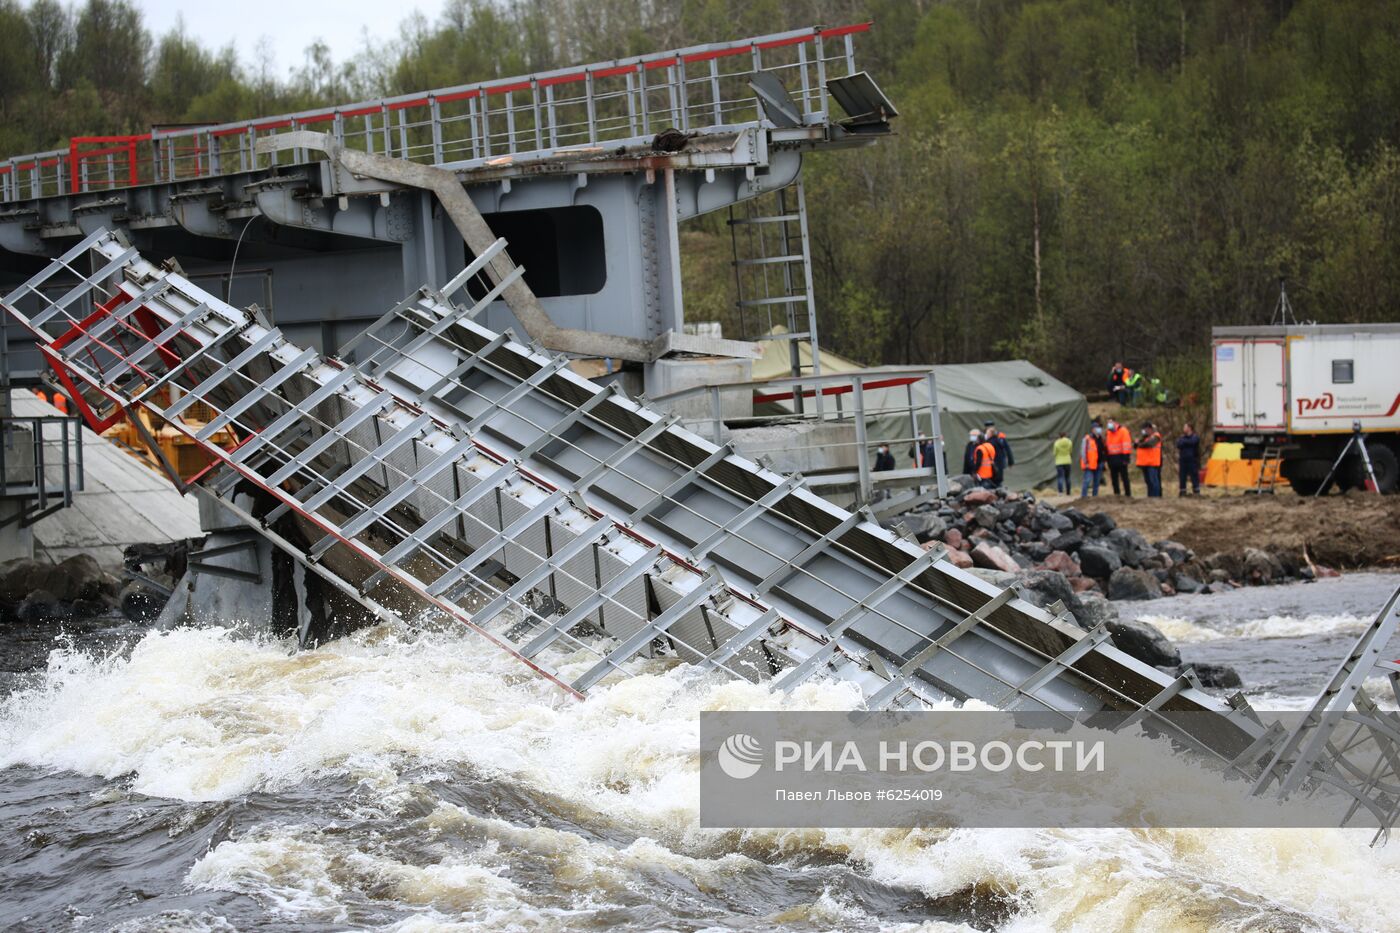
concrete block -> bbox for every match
[645,356,753,424]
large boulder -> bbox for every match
[900,512,948,543]
[998,500,1031,525]
[1040,510,1074,533]
[966,568,1019,589]
[942,527,965,551]
[1171,572,1206,595]
[945,547,974,569]
[9,554,107,603]
[1088,512,1117,535]
[961,488,997,507]
[1059,507,1090,527]
[1156,540,1194,565]
[119,582,166,623]
[971,542,1021,574]
[16,589,65,623]
[1045,530,1084,553]
[1106,528,1153,567]
[1242,547,1285,585]
[1182,661,1243,689]
[1078,544,1122,579]
[1106,618,1181,667]
[1203,551,1243,582]
[1074,592,1119,630]
[1016,570,1083,618]
[0,558,45,601]
[1043,550,1079,577]
[1107,567,1163,601]
[974,504,1000,529]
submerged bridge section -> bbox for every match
[4,231,1255,716]
[0,24,894,385]
[8,230,1400,834]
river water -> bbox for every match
[2,573,1399,931]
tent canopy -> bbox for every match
[755,337,1090,490]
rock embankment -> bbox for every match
[0,554,124,622]
[885,477,1307,688]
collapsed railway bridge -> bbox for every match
[2,23,1400,839]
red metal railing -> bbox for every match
[0,22,872,203]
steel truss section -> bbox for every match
[1,230,1295,778]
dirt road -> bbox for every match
[1066,491,1400,570]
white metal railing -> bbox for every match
[0,23,870,203]
[651,367,949,503]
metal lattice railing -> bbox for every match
[0,23,871,203]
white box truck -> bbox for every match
[1211,323,1399,494]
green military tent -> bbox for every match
[755,339,1090,490]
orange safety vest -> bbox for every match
[974,441,997,479]
[33,388,48,404]
[1136,432,1162,467]
[1080,434,1099,471]
[52,393,69,414]
[1106,425,1132,457]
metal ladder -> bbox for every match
[1248,446,1283,494]
[729,181,821,382]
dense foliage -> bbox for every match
[2,0,1398,387]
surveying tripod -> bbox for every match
[1316,421,1382,497]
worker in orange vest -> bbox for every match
[1135,422,1163,497]
[33,387,48,405]
[52,392,69,414]
[1105,418,1133,497]
[1080,423,1103,497]
[972,434,999,489]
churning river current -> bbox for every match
[3,572,1400,931]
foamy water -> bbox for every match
[1142,612,1369,644]
[4,620,1400,931]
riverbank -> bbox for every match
[1066,490,1400,571]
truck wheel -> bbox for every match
[1281,458,1329,496]
[1351,443,1399,494]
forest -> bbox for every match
[1,0,1398,390]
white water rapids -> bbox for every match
[4,609,1400,931]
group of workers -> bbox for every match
[1107,361,1169,407]
[962,421,1015,489]
[31,387,69,414]
[871,420,1016,491]
[1055,418,1202,498]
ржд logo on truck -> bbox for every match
[1296,393,1334,415]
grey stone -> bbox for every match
[1073,592,1120,630]
[975,505,1000,529]
[965,568,1019,589]
[1107,567,1162,601]
[1016,569,1084,618]
[1172,573,1205,595]
[1106,528,1153,567]
[1183,661,1243,689]
[1078,545,1122,579]
[971,542,1021,574]
[17,589,67,623]
[1061,507,1091,528]
[119,583,166,623]
[1088,512,1117,535]
[1042,511,1074,532]
[1156,540,1193,564]
[1106,618,1181,666]
[1045,530,1084,553]
[1023,541,1052,562]
[1243,547,1285,585]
